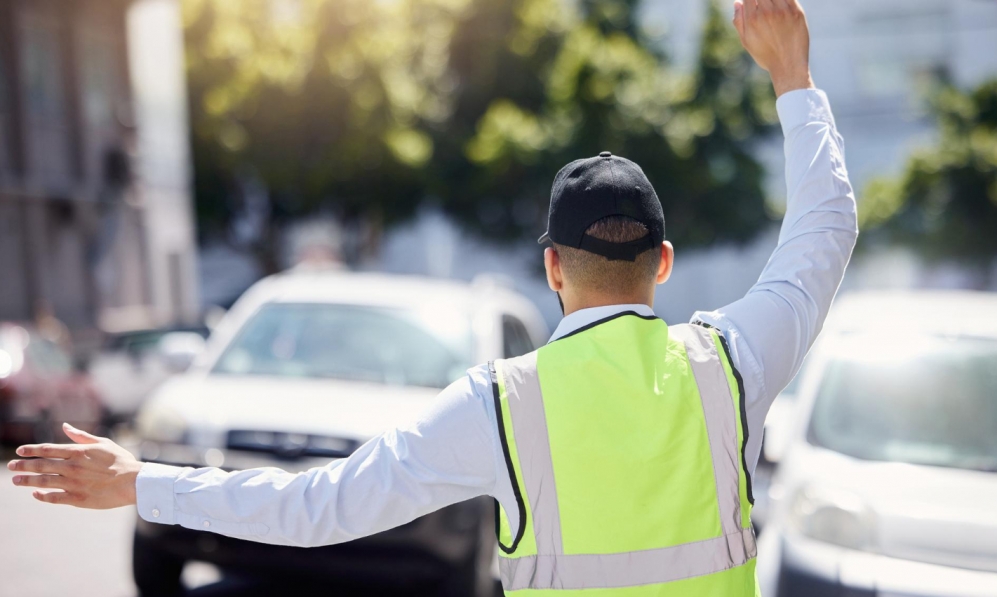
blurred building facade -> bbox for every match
[0,0,198,340]
[646,0,997,195]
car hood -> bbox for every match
[144,373,441,445]
[781,446,997,573]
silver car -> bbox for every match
[758,291,997,596]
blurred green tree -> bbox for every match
[184,0,459,243]
[861,81,997,280]
[184,0,777,261]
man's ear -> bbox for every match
[544,247,563,292]
[655,241,674,285]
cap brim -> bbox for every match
[538,232,550,244]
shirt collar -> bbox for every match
[548,303,656,343]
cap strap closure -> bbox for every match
[577,234,657,262]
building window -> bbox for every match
[79,21,127,187]
[853,3,951,105]
[856,56,949,102]
[81,32,116,131]
[0,51,10,177]
[20,11,73,189]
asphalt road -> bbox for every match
[0,449,137,597]
[0,447,322,597]
[0,448,502,597]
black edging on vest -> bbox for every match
[489,361,527,554]
[554,310,661,342]
[696,322,755,506]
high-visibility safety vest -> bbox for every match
[490,312,758,595]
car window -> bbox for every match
[502,315,535,358]
[807,334,997,473]
[781,368,803,397]
[213,303,473,389]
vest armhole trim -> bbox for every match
[694,323,755,506]
[489,360,528,554]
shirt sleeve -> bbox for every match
[135,369,501,547]
[692,88,858,473]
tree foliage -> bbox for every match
[184,0,777,250]
[862,80,997,267]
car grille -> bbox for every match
[226,430,359,460]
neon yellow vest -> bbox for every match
[490,313,758,595]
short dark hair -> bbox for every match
[553,216,661,295]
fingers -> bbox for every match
[15,443,79,459]
[8,458,73,475]
[753,0,803,14]
[32,490,78,506]
[733,1,746,38]
[12,473,75,491]
[63,422,102,445]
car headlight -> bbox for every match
[789,485,877,552]
[135,405,188,444]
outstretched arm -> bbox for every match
[693,0,858,471]
[7,373,503,548]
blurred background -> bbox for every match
[0,0,996,595]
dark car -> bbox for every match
[0,323,106,445]
[133,452,496,597]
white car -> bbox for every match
[132,269,548,596]
[751,370,804,531]
[757,291,997,597]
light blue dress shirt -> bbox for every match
[136,88,858,547]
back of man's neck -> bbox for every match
[562,296,653,317]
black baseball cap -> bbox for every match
[538,151,665,262]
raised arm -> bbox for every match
[7,373,502,548]
[693,0,858,469]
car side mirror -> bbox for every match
[158,332,206,372]
[204,305,227,332]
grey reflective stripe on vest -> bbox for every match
[497,353,564,556]
[668,324,745,539]
[497,323,755,591]
[500,528,756,591]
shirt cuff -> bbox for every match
[136,462,185,525]
[776,88,835,137]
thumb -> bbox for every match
[63,422,101,445]
[733,1,746,40]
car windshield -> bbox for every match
[808,334,997,473]
[213,303,474,389]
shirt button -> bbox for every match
[151,508,160,518]
[203,520,211,528]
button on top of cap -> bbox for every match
[599,151,612,158]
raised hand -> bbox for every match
[7,423,142,509]
[733,0,814,97]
